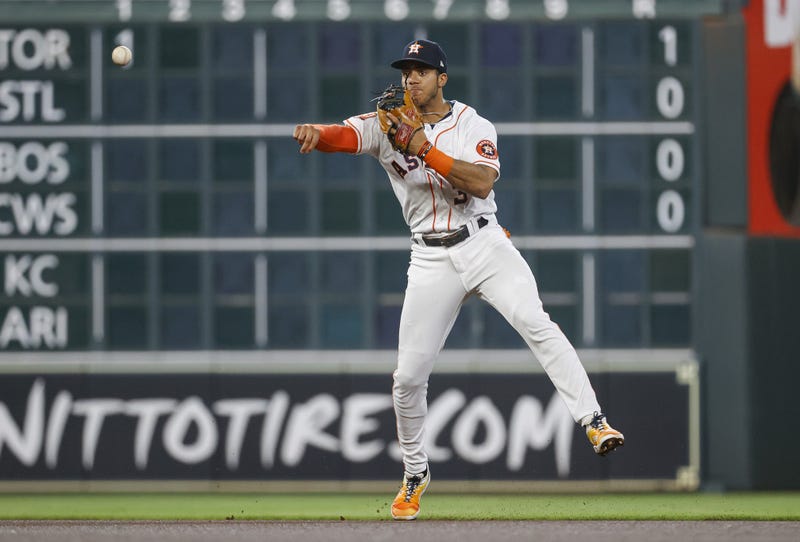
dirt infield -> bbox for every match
[0,520,798,542]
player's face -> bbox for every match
[401,65,442,108]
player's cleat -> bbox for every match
[586,412,624,456]
[391,469,430,520]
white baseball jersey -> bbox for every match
[344,100,500,234]
[338,99,603,476]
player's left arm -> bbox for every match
[293,123,359,154]
[438,160,497,200]
[406,121,499,200]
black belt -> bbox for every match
[418,217,489,247]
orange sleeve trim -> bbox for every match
[314,124,359,153]
[343,119,362,152]
[423,146,454,178]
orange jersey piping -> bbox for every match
[427,171,438,232]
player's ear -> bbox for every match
[438,72,448,88]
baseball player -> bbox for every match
[293,39,624,521]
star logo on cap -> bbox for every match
[408,42,423,55]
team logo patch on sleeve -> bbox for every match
[476,140,498,159]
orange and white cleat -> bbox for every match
[391,469,430,520]
[586,412,625,456]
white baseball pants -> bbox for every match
[393,222,602,474]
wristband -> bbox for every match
[417,140,433,160]
[422,145,454,178]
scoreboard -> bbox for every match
[0,0,728,353]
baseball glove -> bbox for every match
[375,84,423,154]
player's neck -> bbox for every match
[419,99,451,123]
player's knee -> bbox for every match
[393,350,434,393]
[393,367,428,393]
[512,307,567,344]
[510,304,548,331]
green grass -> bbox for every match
[1,493,799,521]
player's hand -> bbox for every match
[376,84,424,154]
[384,111,400,139]
[385,111,427,156]
[293,124,320,153]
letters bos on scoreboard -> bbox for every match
[0,2,706,352]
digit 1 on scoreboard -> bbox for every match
[116,0,132,22]
[658,25,678,67]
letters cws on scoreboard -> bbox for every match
[0,28,75,349]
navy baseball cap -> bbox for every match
[391,39,447,73]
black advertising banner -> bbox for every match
[0,369,695,485]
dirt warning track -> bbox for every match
[0,520,798,542]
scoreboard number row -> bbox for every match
[111,0,664,23]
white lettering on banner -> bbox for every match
[72,399,124,469]
[45,391,71,468]
[451,396,507,463]
[420,389,467,462]
[0,378,44,466]
[0,142,69,185]
[507,394,574,476]
[0,306,68,349]
[280,394,340,466]
[213,399,269,470]
[0,193,77,235]
[341,394,394,462]
[0,29,72,71]
[0,81,65,122]
[125,399,178,470]
[163,397,218,465]
[0,380,577,476]
[5,254,59,297]
[260,391,289,468]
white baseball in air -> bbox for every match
[111,45,132,66]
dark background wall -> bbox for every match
[699,5,800,489]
